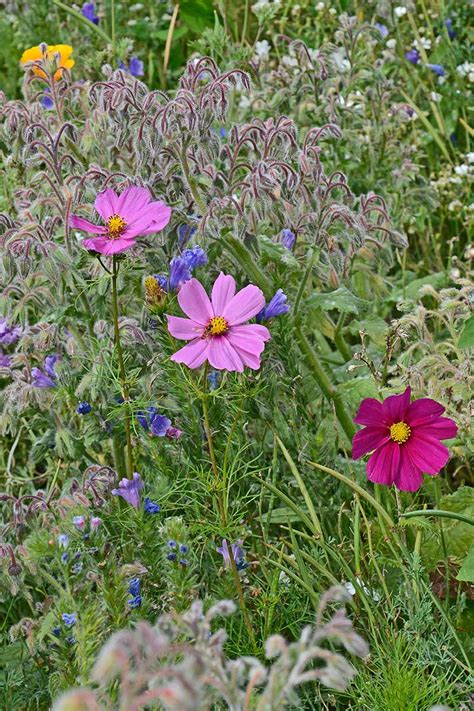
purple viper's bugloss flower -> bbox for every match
[0,317,21,345]
[181,245,208,270]
[280,228,296,250]
[427,63,445,76]
[143,497,161,514]
[257,289,290,322]
[32,354,59,388]
[405,48,421,64]
[445,18,455,39]
[112,472,144,508]
[374,22,389,38]
[82,1,99,24]
[76,401,92,415]
[129,56,144,77]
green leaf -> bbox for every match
[307,287,368,315]
[459,314,474,349]
[456,544,474,583]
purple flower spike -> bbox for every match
[257,289,290,322]
[280,228,296,250]
[0,317,21,346]
[112,472,144,508]
[82,2,99,24]
[374,22,389,38]
[405,48,421,65]
[129,56,144,77]
[32,355,59,388]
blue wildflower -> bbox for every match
[427,63,445,76]
[445,18,455,40]
[40,89,54,109]
[181,245,208,270]
[128,578,141,597]
[257,289,290,322]
[76,401,92,415]
[281,228,296,250]
[208,370,220,390]
[62,612,76,627]
[374,22,389,38]
[57,534,69,549]
[137,407,172,437]
[144,497,161,514]
[81,2,99,24]
[128,594,142,609]
[405,48,420,64]
[32,354,58,388]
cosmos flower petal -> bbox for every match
[353,397,385,426]
[177,278,213,325]
[170,337,210,368]
[352,426,391,460]
[138,202,172,234]
[395,450,424,492]
[414,417,457,440]
[223,285,265,325]
[208,336,244,372]
[406,398,445,426]
[166,315,203,340]
[70,215,106,234]
[82,237,136,254]
[116,186,153,219]
[382,387,411,422]
[366,442,399,486]
[404,435,450,475]
[211,272,236,315]
[95,188,119,219]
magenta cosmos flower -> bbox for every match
[167,272,270,372]
[70,186,171,255]
[352,387,457,492]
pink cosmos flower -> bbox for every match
[167,272,271,372]
[70,186,171,255]
[352,387,457,492]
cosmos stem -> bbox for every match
[200,372,258,653]
[111,256,134,479]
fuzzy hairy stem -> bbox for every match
[111,256,134,478]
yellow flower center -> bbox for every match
[107,214,127,238]
[204,316,229,337]
[390,421,411,444]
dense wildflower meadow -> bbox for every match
[0,0,473,709]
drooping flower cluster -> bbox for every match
[70,186,171,255]
[352,387,457,492]
[167,273,271,372]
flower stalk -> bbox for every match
[111,256,134,478]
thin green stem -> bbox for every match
[111,256,134,478]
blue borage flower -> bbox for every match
[62,612,76,627]
[257,289,290,322]
[32,354,59,388]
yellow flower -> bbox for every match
[20,44,74,81]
